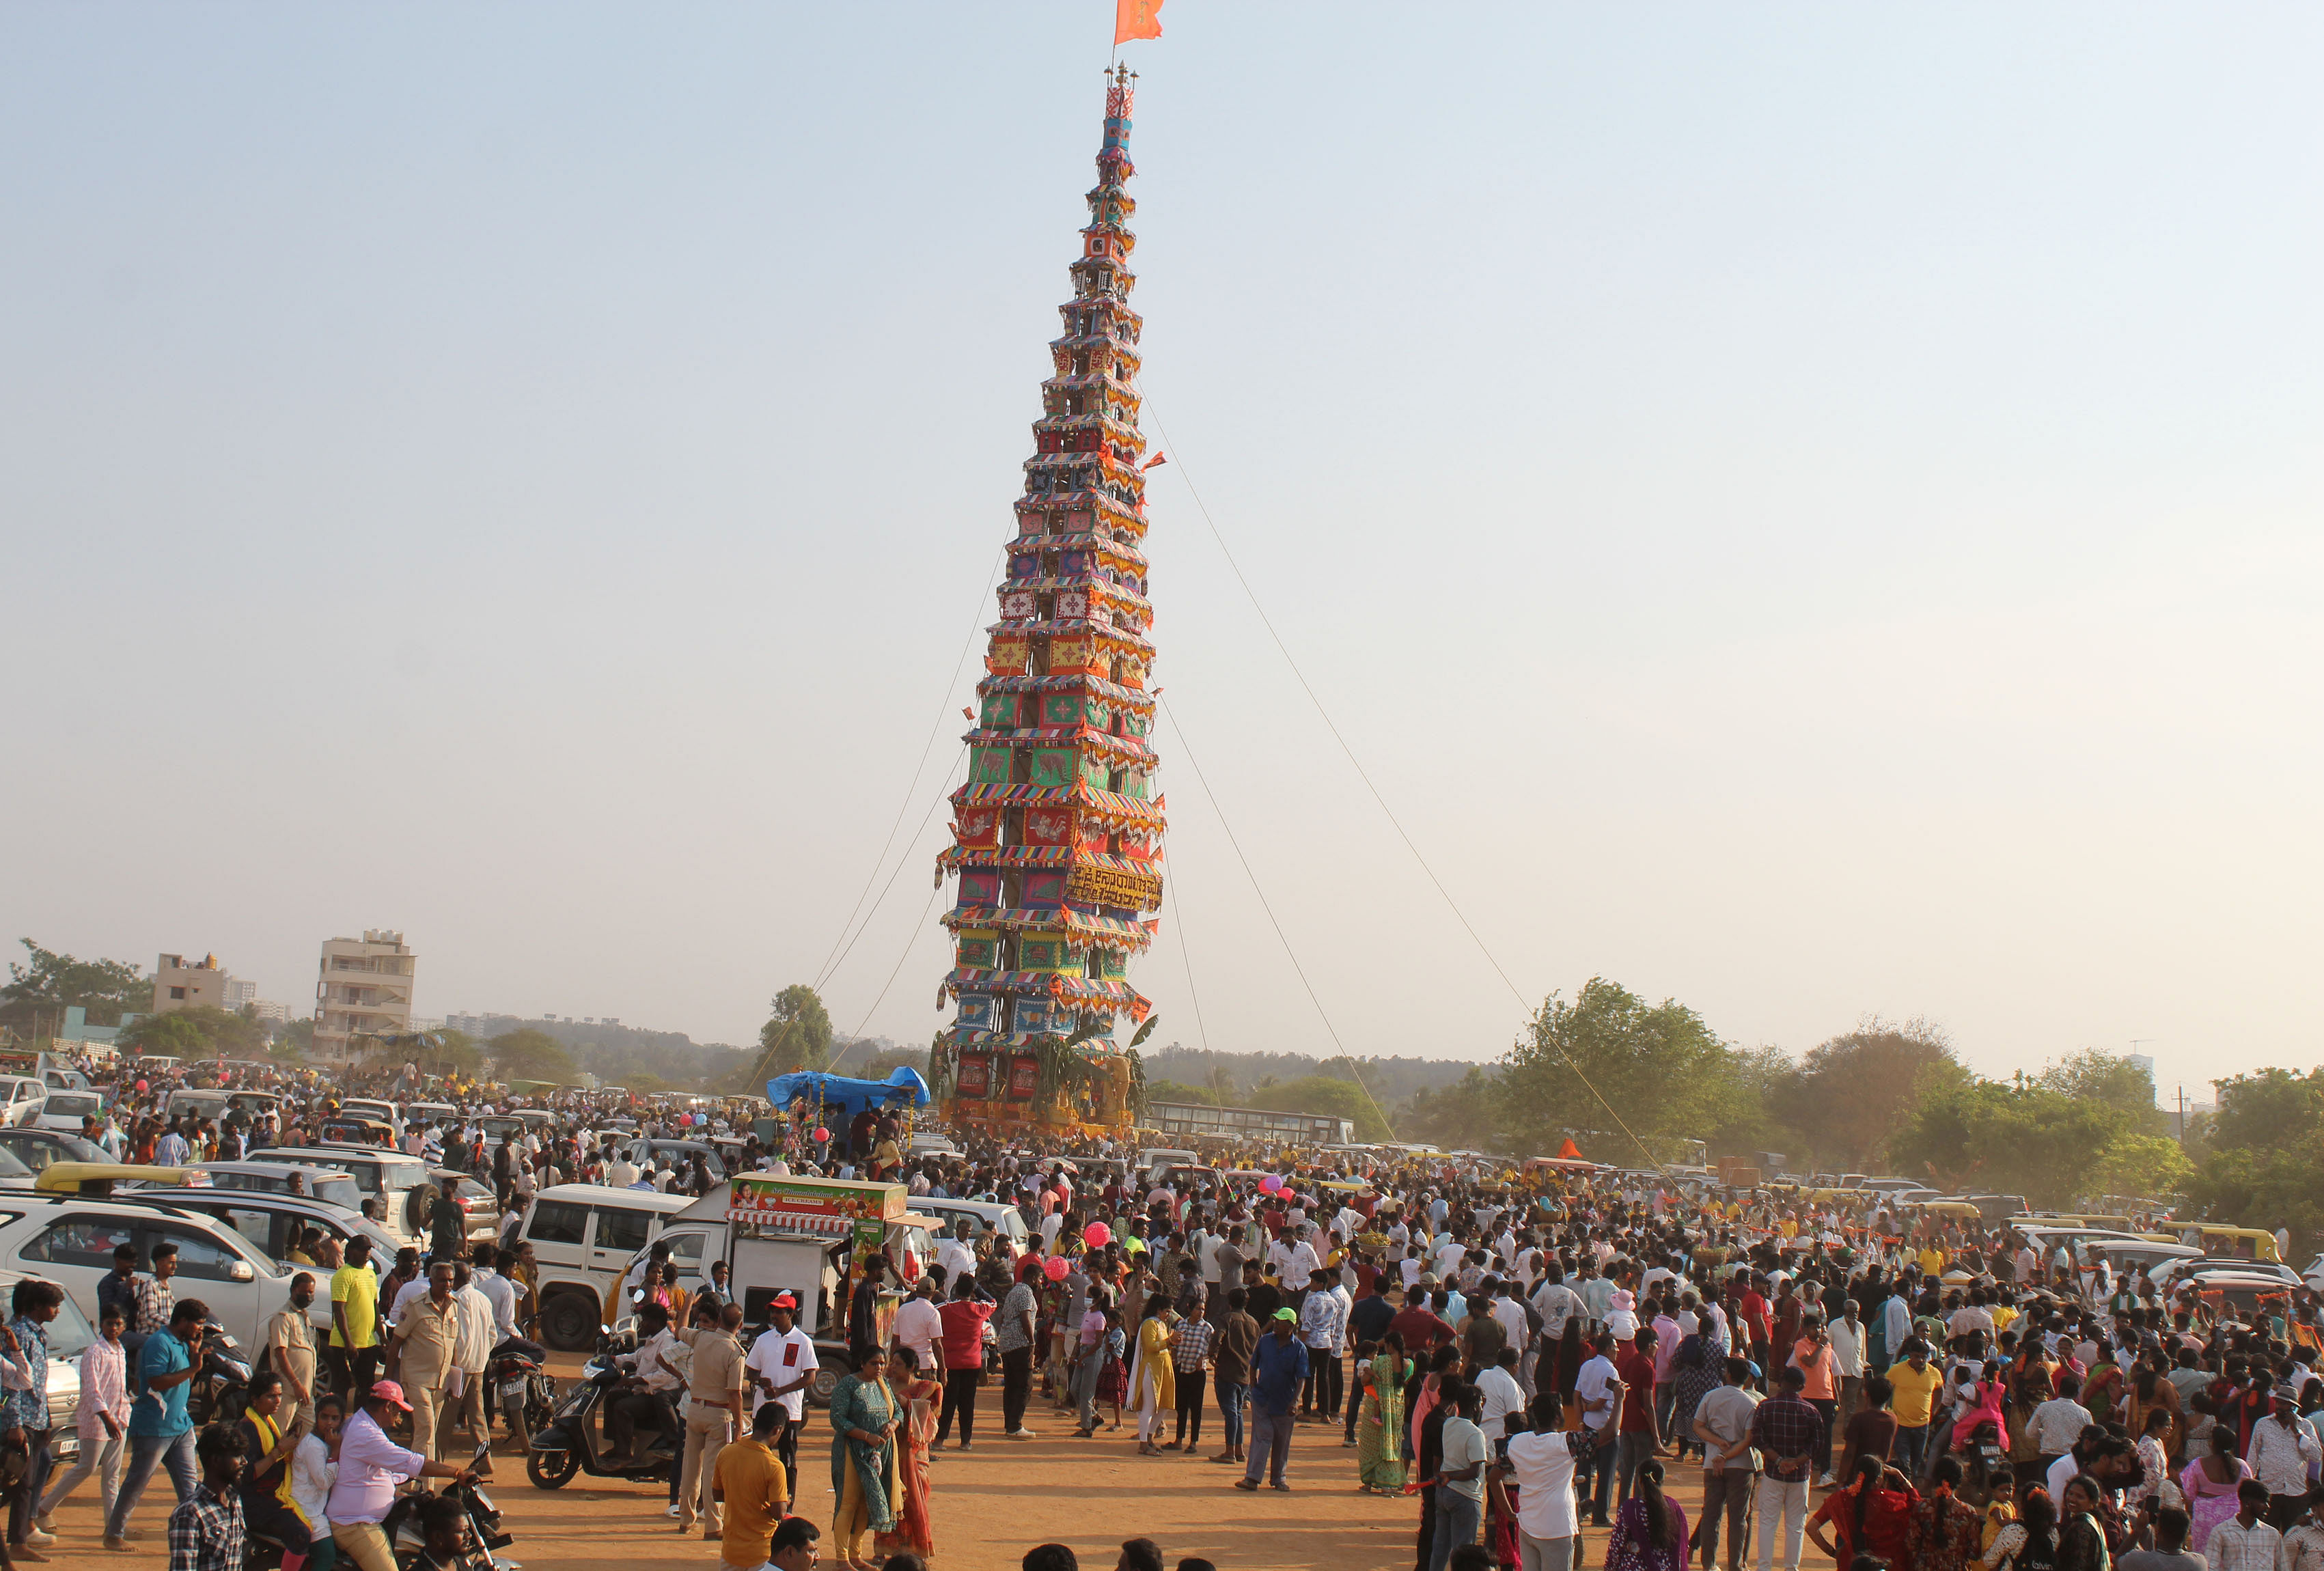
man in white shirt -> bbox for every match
[1476,1347,1525,1441]
[439,1263,497,1457]
[869,1269,935,1384]
[744,1294,817,1479]
[1828,1302,1868,1423]
[1276,1227,1320,1289]
[1693,1354,1762,1571]
[1507,1396,1597,1570]
[470,1251,518,1344]
[935,1223,977,1290]
[607,1150,640,1189]
[1532,1271,1586,1342]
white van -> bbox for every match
[519,1183,695,1349]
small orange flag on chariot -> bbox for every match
[1115,0,1163,45]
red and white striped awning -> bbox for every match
[730,1207,853,1237]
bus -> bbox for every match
[1148,1100,1355,1148]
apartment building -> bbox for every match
[152,953,232,1014]
[312,930,417,1061]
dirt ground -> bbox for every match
[44,1357,1726,1571]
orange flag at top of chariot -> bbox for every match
[1556,1137,1584,1160]
[1116,0,1163,45]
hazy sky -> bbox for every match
[5,5,2320,1104]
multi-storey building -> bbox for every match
[312,930,417,1061]
[152,953,231,1014]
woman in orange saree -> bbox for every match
[874,1346,941,1561]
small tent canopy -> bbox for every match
[767,1066,931,1121]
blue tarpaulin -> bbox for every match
[767,1066,931,1119]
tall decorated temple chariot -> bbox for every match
[928,68,1163,1137]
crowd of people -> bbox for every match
[29,1052,2324,1571]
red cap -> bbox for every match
[368,1379,413,1413]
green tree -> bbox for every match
[490,1028,578,1085]
[1144,1080,1221,1107]
[1889,1072,2144,1207]
[118,1005,265,1060]
[269,1019,312,1063]
[1245,1074,1394,1143]
[1400,1066,1506,1152]
[755,985,832,1079]
[413,1029,484,1079]
[3,939,150,1026]
[2183,1069,2324,1252]
[2040,1049,2166,1132]
[1767,1019,1961,1172]
[118,1012,206,1059]
[1499,978,1741,1166]
[2088,1134,2194,1200]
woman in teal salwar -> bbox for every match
[828,1346,903,1571]
[1356,1331,1410,1495]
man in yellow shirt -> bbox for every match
[713,1400,791,1571]
[1886,1338,1943,1478]
[331,1234,381,1399]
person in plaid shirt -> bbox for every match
[1749,1364,1823,1571]
[1167,1311,1214,1452]
[166,1426,245,1571]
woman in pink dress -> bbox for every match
[2179,1421,2252,1553]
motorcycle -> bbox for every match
[184,1322,253,1426]
[487,1336,555,1445]
[381,1443,522,1571]
[524,1327,677,1490]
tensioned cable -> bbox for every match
[1163,829,1213,1058]
[810,545,1005,995]
[1158,695,1396,1141]
[829,878,949,1076]
[1144,401,1668,1173]
[814,745,965,1005]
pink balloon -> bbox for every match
[813,1127,830,1141]
[1083,1221,1111,1249]
[1044,1255,1070,1282]
[1259,1174,1282,1193]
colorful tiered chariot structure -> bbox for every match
[929,68,1162,1137]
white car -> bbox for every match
[33,1090,105,1135]
[2304,1253,2324,1293]
[0,1272,87,1468]
[0,1080,47,1129]
[0,1197,301,1348]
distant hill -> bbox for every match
[461,1015,749,1089]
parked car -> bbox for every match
[430,1167,503,1245]
[2162,1257,2303,1292]
[198,1161,367,1214]
[0,1079,48,1129]
[913,1197,1032,1258]
[620,1140,727,1182]
[0,1197,299,1346]
[118,1189,396,1328]
[0,1130,109,1177]
[335,1099,404,1142]
[31,1091,105,1135]
[0,1270,88,1467]
[239,1144,439,1245]
[40,1069,92,1093]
